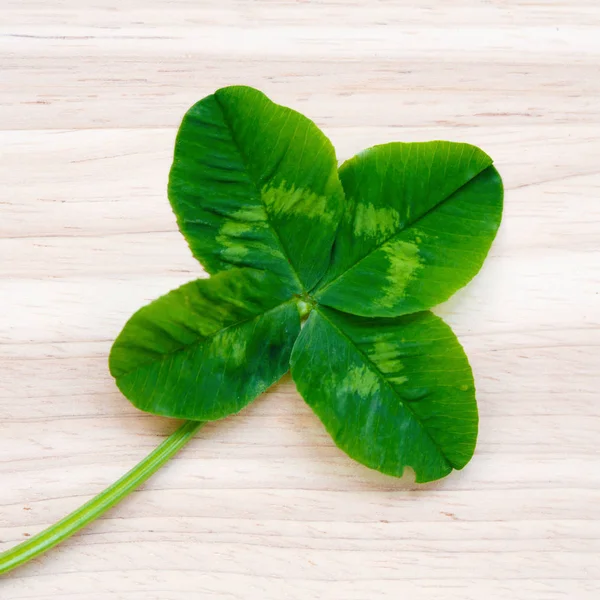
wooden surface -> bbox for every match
[1,1,599,598]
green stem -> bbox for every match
[0,419,204,575]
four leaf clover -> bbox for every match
[109,85,503,483]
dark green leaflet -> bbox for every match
[290,307,478,483]
[109,269,300,420]
[314,142,503,317]
[168,85,344,294]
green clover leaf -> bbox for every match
[315,141,503,316]
[109,268,300,420]
[167,85,344,293]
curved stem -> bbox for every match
[0,420,204,575]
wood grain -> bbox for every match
[1,1,599,598]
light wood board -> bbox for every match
[1,1,599,598]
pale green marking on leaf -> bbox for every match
[230,203,266,223]
[341,364,380,397]
[388,375,409,386]
[217,219,256,239]
[262,182,335,223]
[214,213,258,262]
[215,224,251,261]
[214,328,248,367]
[409,226,436,247]
[214,208,280,263]
[353,203,400,241]
[379,240,423,309]
[370,339,406,375]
